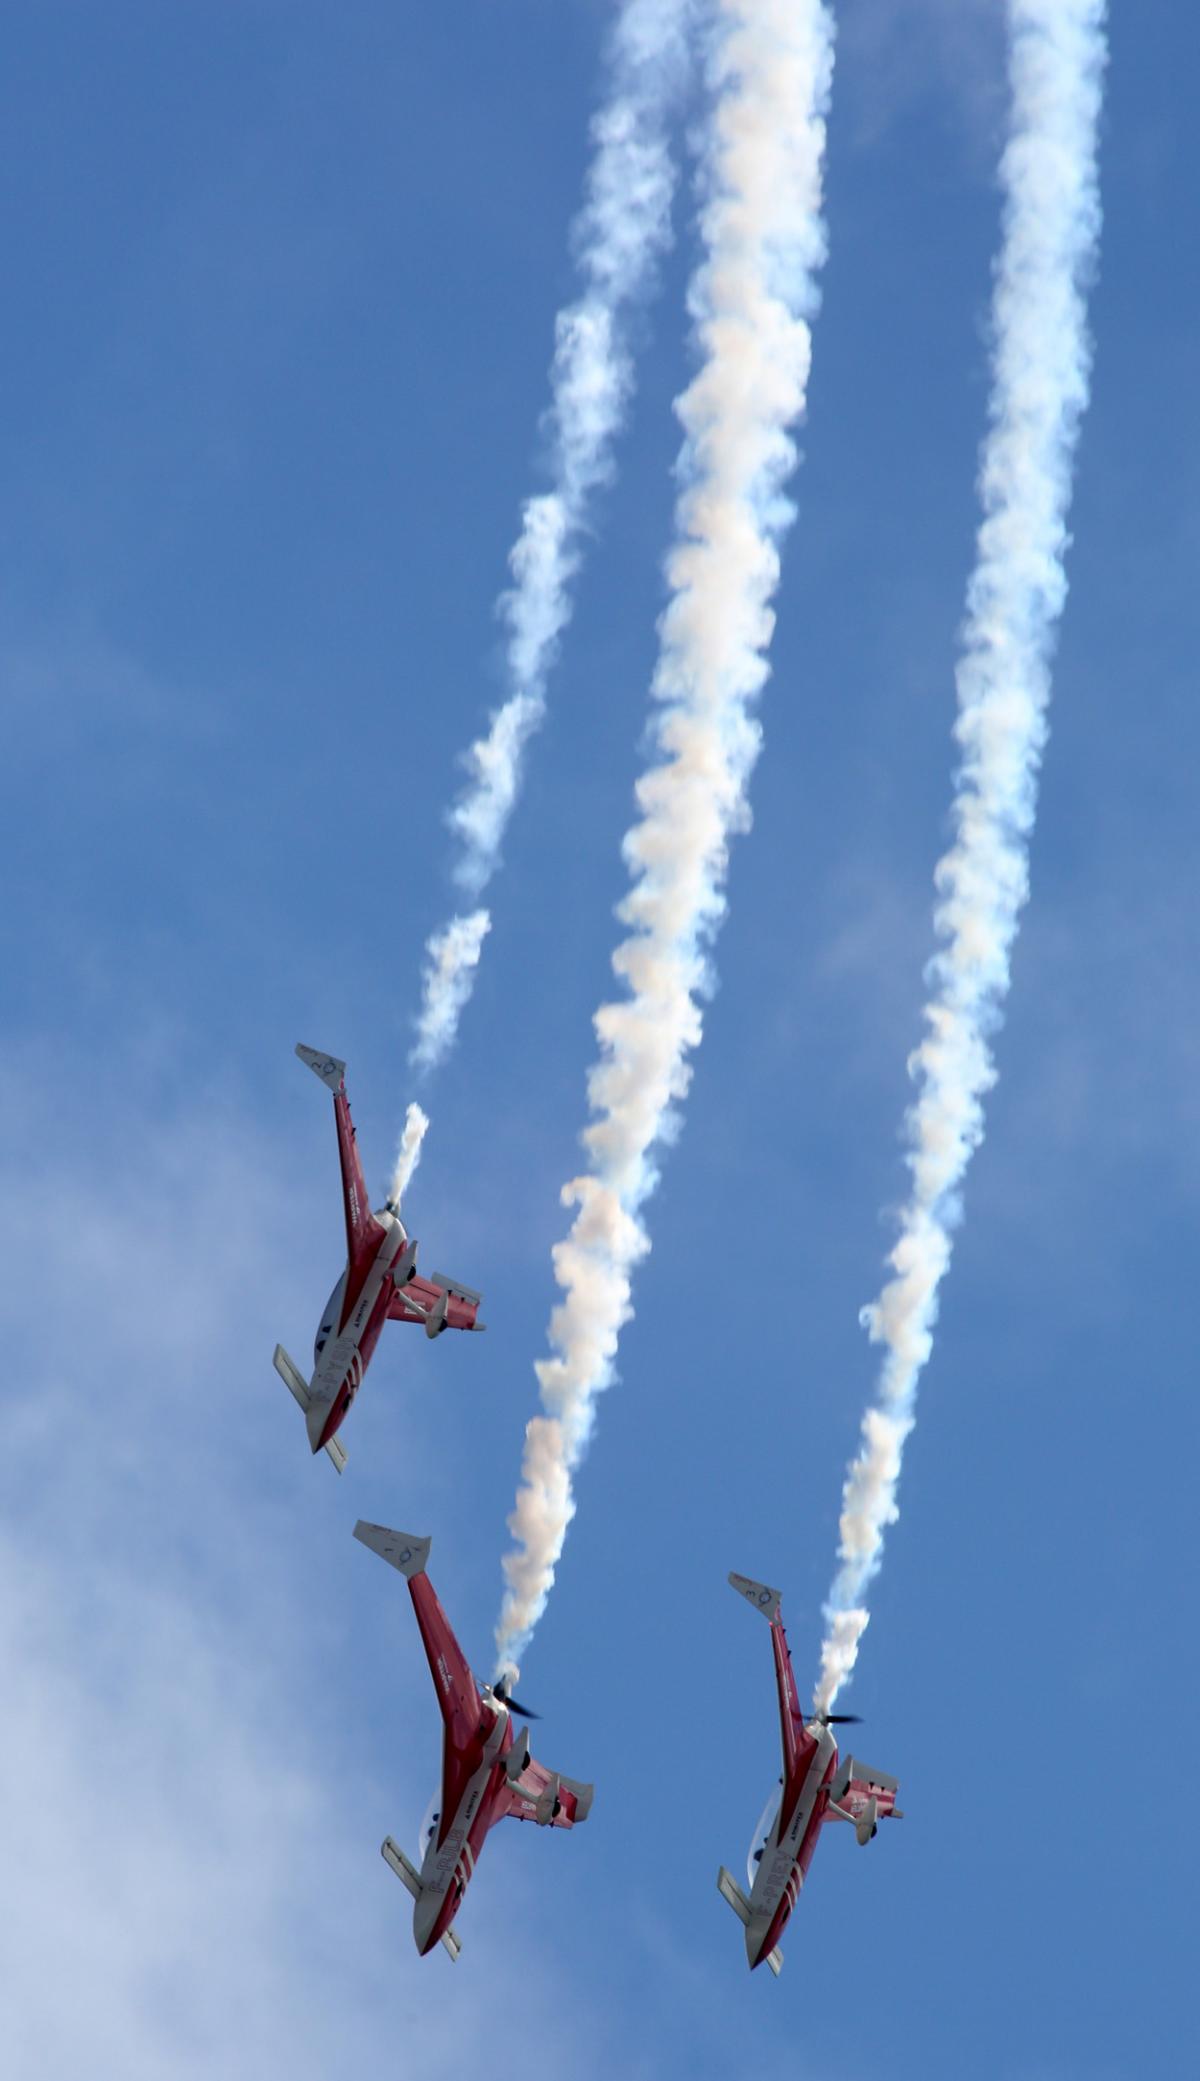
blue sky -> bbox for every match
[3,3,1198,2076]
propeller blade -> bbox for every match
[823,1712,862,1724]
[493,1676,542,1720]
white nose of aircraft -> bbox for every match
[305,1388,336,1453]
[745,1910,772,1967]
[413,1884,443,1956]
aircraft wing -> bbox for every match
[296,1046,387,1281]
[826,1754,903,1838]
[727,1574,810,1790]
[388,1272,484,1333]
[499,1753,593,1830]
[829,1756,899,1802]
[353,1523,483,1754]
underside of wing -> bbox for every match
[500,1754,593,1829]
[388,1273,483,1333]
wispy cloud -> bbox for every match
[0,1065,613,2079]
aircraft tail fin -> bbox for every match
[295,1044,346,1092]
[728,1572,782,1623]
[353,1522,430,1578]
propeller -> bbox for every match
[811,1712,862,1725]
[493,1675,541,1721]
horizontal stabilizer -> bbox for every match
[382,1836,422,1901]
[354,1522,431,1578]
[765,1945,783,1978]
[428,1273,482,1307]
[273,1346,346,1472]
[717,1866,752,1926]
[441,1927,462,1962]
[728,1572,782,1623]
[295,1043,346,1092]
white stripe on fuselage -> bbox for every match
[747,1723,835,1940]
[413,1709,507,1948]
[310,1217,408,1408]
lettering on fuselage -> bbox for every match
[423,1775,486,1908]
[750,1730,834,1928]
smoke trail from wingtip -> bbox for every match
[815,0,1107,1715]
[496,0,836,1678]
[405,0,693,1083]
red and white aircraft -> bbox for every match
[717,1572,902,1977]
[353,1521,593,1960]
[273,1045,484,1471]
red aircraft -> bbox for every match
[717,1572,902,1976]
[353,1521,593,1960]
[273,1045,484,1471]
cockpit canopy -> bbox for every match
[418,1787,441,1869]
[747,1776,784,1889]
[313,1271,348,1365]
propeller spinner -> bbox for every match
[494,1674,541,1720]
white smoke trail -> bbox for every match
[407,0,692,1081]
[496,0,836,1676]
[387,912,489,1204]
[409,911,492,1079]
[388,1100,431,1212]
[815,0,1107,1714]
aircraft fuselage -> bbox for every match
[745,1722,837,1968]
[306,1210,413,1453]
[412,1705,513,1955]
